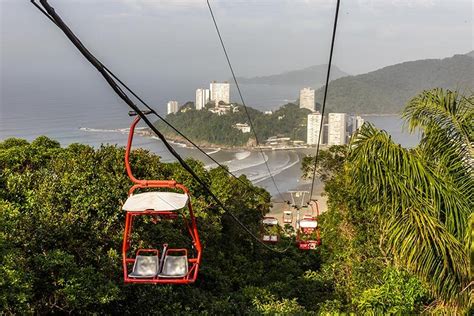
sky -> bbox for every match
[0,0,473,106]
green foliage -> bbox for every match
[0,137,327,314]
[354,268,427,315]
[244,287,305,315]
[299,89,472,313]
[301,145,347,181]
[156,103,311,147]
[348,89,473,311]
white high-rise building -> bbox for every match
[195,88,210,110]
[299,87,315,112]
[167,100,179,115]
[355,115,364,131]
[210,81,230,105]
[328,113,347,145]
[349,115,365,134]
[307,112,323,145]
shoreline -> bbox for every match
[78,126,330,152]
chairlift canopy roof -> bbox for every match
[123,192,188,212]
[299,219,318,228]
[262,217,279,225]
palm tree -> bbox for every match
[348,89,473,312]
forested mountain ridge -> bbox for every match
[236,64,348,86]
[316,53,474,113]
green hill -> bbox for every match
[315,53,474,113]
[156,103,311,147]
[236,64,348,86]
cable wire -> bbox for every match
[308,0,341,202]
[206,0,286,202]
[32,0,289,253]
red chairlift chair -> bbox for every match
[296,217,321,250]
[261,216,280,244]
[122,111,202,284]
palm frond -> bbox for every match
[384,208,469,304]
[402,89,474,168]
[349,124,471,239]
[348,123,471,306]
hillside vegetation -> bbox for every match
[316,53,474,113]
[156,103,311,147]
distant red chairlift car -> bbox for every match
[283,210,293,224]
[122,112,202,284]
[296,217,321,250]
[261,217,279,244]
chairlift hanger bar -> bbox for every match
[31,0,288,253]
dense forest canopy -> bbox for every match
[0,138,329,314]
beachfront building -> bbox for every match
[328,113,348,145]
[195,88,210,110]
[210,81,230,105]
[209,104,232,116]
[355,115,364,131]
[233,123,251,133]
[349,115,365,135]
[299,87,315,112]
[167,100,179,115]
[307,112,323,145]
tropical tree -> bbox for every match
[0,136,329,314]
[348,89,473,312]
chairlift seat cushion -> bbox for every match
[123,192,188,212]
[263,235,278,242]
[158,255,188,278]
[129,255,159,278]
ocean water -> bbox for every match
[0,82,419,197]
